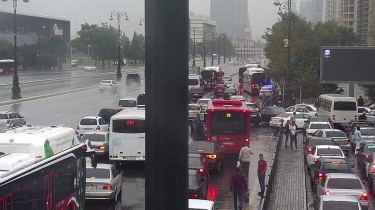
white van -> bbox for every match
[0,125,79,158]
[109,107,145,162]
[317,94,358,124]
[189,74,202,91]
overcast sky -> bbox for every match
[2,0,300,40]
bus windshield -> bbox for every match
[251,73,266,84]
[210,112,246,135]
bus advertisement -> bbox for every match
[200,67,224,90]
[0,59,14,75]
[205,100,250,154]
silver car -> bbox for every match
[85,164,123,202]
[0,111,26,130]
[81,132,109,157]
[316,173,368,209]
[188,104,201,121]
[311,195,362,210]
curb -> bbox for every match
[0,85,97,107]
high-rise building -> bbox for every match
[357,0,370,45]
[299,0,323,23]
[210,0,249,39]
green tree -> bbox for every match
[128,31,144,64]
[37,37,67,69]
[0,40,13,59]
[263,14,358,97]
[190,34,236,60]
[19,44,38,70]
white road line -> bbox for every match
[54,113,65,117]
[247,176,259,210]
[108,100,115,103]
[46,104,56,108]
[85,105,94,109]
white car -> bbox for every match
[189,199,215,210]
[224,81,235,89]
[269,112,311,129]
[84,65,96,71]
[306,145,345,172]
[230,95,245,102]
[99,80,117,92]
[77,116,109,135]
[222,76,232,82]
[117,98,137,109]
[286,105,317,116]
[197,98,212,111]
[305,122,332,137]
[260,85,274,97]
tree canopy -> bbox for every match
[0,40,13,59]
[263,14,359,97]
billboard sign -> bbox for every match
[320,46,375,84]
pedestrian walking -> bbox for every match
[290,112,296,123]
[229,167,248,210]
[289,121,298,149]
[284,120,290,148]
[353,126,364,155]
[358,96,365,106]
[257,154,267,196]
[238,142,254,179]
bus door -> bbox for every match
[43,172,55,210]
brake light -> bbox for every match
[371,164,375,173]
[76,125,80,131]
[190,194,199,199]
[197,149,204,153]
[314,158,318,162]
[97,146,105,150]
[198,168,205,177]
[206,154,216,159]
[360,192,368,201]
[207,187,216,198]
[325,191,330,195]
[79,145,87,152]
[318,173,323,180]
[96,126,100,131]
[103,184,113,190]
[332,115,335,121]
[6,119,10,124]
[307,147,312,154]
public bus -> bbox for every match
[0,59,14,75]
[316,94,358,125]
[109,107,146,162]
[200,66,224,90]
[242,68,269,95]
[0,126,96,210]
[205,100,250,154]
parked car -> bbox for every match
[0,111,26,129]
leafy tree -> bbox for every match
[128,31,144,63]
[190,34,236,60]
[0,40,13,59]
[19,44,38,70]
[263,14,359,97]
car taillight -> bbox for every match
[314,158,318,162]
[97,145,105,150]
[325,191,330,195]
[307,147,312,154]
[206,154,216,159]
[371,164,375,173]
[6,120,10,124]
[96,126,100,131]
[207,187,216,198]
[190,194,199,199]
[76,125,80,131]
[103,184,112,190]
[360,192,368,201]
[198,168,205,176]
[315,172,323,180]
[332,115,335,121]
[355,115,357,121]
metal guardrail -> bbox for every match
[259,123,283,210]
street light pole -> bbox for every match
[190,28,199,67]
[211,32,214,66]
[218,34,221,65]
[203,31,206,67]
[223,35,226,64]
[228,36,231,62]
[236,43,239,61]
[110,11,129,81]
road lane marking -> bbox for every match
[247,177,259,210]
[54,113,65,117]
[85,106,94,109]
[46,104,56,108]
[108,100,115,103]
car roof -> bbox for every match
[315,145,341,149]
[87,163,112,169]
[188,199,214,209]
[326,173,359,179]
[310,122,330,124]
[198,98,212,101]
[320,195,359,202]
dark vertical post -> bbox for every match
[223,35,226,64]
[11,0,21,99]
[236,43,239,61]
[218,35,221,65]
[193,29,196,66]
[287,0,292,83]
[211,33,214,66]
[203,31,206,67]
[228,37,231,62]
[145,0,188,209]
[240,40,243,60]
[116,17,122,81]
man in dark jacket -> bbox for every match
[358,96,365,106]
[229,167,248,210]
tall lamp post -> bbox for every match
[218,34,221,65]
[109,11,129,81]
[203,31,207,67]
[274,0,292,83]
[190,28,200,67]
[236,43,239,61]
[228,36,232,62]
[223,35,226,64]
[211,32,216,66]
[3,0,29,99]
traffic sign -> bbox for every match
[279,77,287,86]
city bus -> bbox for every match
[109,107,146,162]
[0,126,96,210]
[205,99,250,154]
[0,59,14,75]
[316,94,358,125]
[242,68,269,95]
[200,66,224,90]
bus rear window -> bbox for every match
[333,101,356,111]
[210,112,246,135]
[112,119,145,133]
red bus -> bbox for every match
[205,100,250,154]
[243,68,269,95]
[200,67,224,90]
[0,59,14,75]
[0,141,96,210]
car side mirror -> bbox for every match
[308,203,315,208]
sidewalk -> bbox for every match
[268,134,307,210]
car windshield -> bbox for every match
[188,175,197,188]
[325,131,347,138]
[189,142,215,153]
[188,157,202,168]
[271,107,286,114]
[81,134,106,142]
[79,119,97,125]
[188,79,199,86]
[189,105,200,110]
[276,113,292,118]
[322,201,359,210]
[246,103,257,109]
[101,80,111,84]
[0,114,7,119]
[309,124,331,129]
[86,168,110,179]
[323,162,351,172]
[317,148,342,156]
[327,178,362,189]
[309,139,335,147]
[360,129,375,136]
[295,107,307,112]
[118,100,137,107]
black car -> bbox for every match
[188,169,208,199]
[222,88,237,100]
[260,106,286,122]
[126,73,140,84]
[311,157,353,186]
[189,141,224,172]
[98,108,121,124]
[189,153,209,179]
[357,142,375,171]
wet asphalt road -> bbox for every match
[0,62,246,210]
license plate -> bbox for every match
[86,186,97,191]
[124,156,137,160]
[223,142,233,145]
[194,94,199,95]
[251,115,257,117]
[84,128,93,130]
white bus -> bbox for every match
[317,94,358,124]
[109,107,146,162]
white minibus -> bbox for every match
[317,94,358,124]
